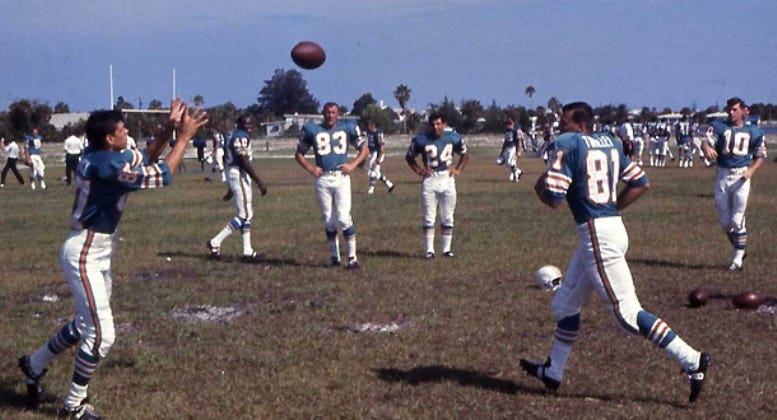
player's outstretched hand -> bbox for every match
[168,98,185,129]
[178,106,209,141]
[258,182,268,196]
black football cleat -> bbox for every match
[688,352,710,402]
[346,258,360,270]
[206,241,220,260]
[241,251,266,263]
[424,252,435,260]
[18,355,47,407]
[442,251,455,258]
[519,358,560,390]
[58,399,102,420]
[387,184,396,193]
[330,257,341,267]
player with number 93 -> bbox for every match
[295,102,368,269]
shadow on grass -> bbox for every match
[629,258,720,270]
[373,365,538,396]
[374,365,690,408]
[0,379,59,416]
[359,249,418,259]
[156,251,320,268]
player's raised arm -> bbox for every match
[165,105,208,176]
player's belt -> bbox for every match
[322,169,343,176]
[430,170,451,177]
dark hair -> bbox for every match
[726,97,746,110]
[428,112,444,124]
[561,102,593,128]
[504,118,514,125]
[85,110,124,150]
[236,114,252,130]
[322,102,339,113]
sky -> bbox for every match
[1,0,775,113]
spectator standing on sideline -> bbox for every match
[63,130,84,186]
[1,137,25,187]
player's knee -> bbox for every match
[343,225,356,239]
[99,332,116,358]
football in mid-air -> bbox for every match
[291,41,326,70]
[732,291,765,309]
[535,265,563,292]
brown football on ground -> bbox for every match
[732,291,765,309]
[687,288,710,307]
[291,41,326,70]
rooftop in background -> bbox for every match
[49,113,89,130]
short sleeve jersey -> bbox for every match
[71,148,173,233]
[502,127,523,149]
[544,131,648,225]
[366,128,384,153]
[706,120,766,168]
[406,129,467,172]
[298,120,364,171]
[24,133,43,155]
[224,128,251,168]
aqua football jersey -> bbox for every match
[298,120,364,171]
[24,133,43,155]
[70,149,173,233]
[365,128,384,153]
[707,120,766,169]
[406,130,467,172]
[544,131,648,225]
[224,128,251,168]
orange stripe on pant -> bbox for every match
[587,220,638,334]
[78,230,102,356]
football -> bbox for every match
[687,286,722,308]
[732,291,765,309]
[687,287,710,308]
[291,41,326,70]
[535,265,563,292]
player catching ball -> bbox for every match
[18,100,207,419]
[521,101,709,403]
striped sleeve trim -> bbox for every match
[621,162,645,182]
[545,171,571,194]
[141,164,163,189]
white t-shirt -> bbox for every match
[4,141,20,159]
[64,135,83,155]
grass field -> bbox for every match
[1,145,776,419]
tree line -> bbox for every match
[2,70,775,143]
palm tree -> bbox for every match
[394,84,411,133]
[525,85,536,107]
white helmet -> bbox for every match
[535,265,563,292]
